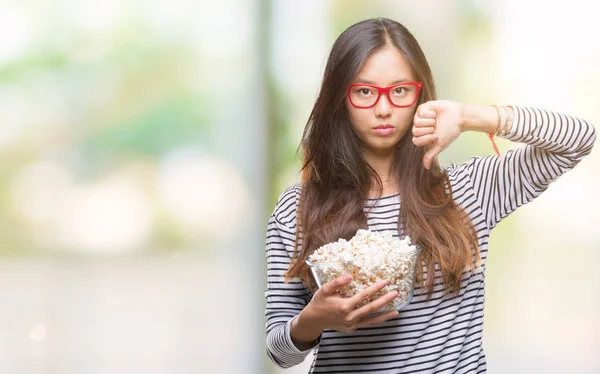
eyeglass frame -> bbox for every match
[346,81,423,109]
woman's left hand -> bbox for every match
[412,100,465,170]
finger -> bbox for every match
[413,117,436,128]
[412,133,438,147]
[346,280,387,308]
[426,100,437,113]
[417,103,437,119]
[412,125,436,137]
[413,111,436,125]
[347,290,399,320]
[423,145,443,169]
[357,310,400,329]
[320,274,352,296]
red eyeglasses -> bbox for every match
[347,82,423,109]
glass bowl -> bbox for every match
[306,245,421,315]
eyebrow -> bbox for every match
[354,78,413,85]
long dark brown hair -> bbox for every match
[285,18,480,298]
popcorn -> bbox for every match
[306,229,421,313]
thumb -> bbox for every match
[423,145,442,170]
[320,274,352,296]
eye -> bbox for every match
[393,87,406,95]
[359,88,372,95]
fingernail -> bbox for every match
[391,291,399,298]
[378,280,387,286]
[343,274,352,281]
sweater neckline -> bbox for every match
[366,192,400,201]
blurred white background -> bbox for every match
[0,0,598,373]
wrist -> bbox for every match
[290,305,324,350]
[460,103,498,134]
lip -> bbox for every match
[373,124,395,136]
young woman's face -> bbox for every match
[346,46,418,158]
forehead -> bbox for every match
[354,46,415,84]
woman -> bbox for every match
[264,18,596,373]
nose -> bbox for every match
[374,92,393,117]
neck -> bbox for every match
[364,150,395,182]
[363,150,398,197]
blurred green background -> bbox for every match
[0,1,598,373]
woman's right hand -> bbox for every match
[306,274,400,333]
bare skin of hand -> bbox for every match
[412,100,465,169]
[310,274,399,332]
[290,274,400,350]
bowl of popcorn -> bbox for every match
[306,229,421,315]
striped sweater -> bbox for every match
[264,106,596,373]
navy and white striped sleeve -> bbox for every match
[452,106,596,230]
[264,186,316,368]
